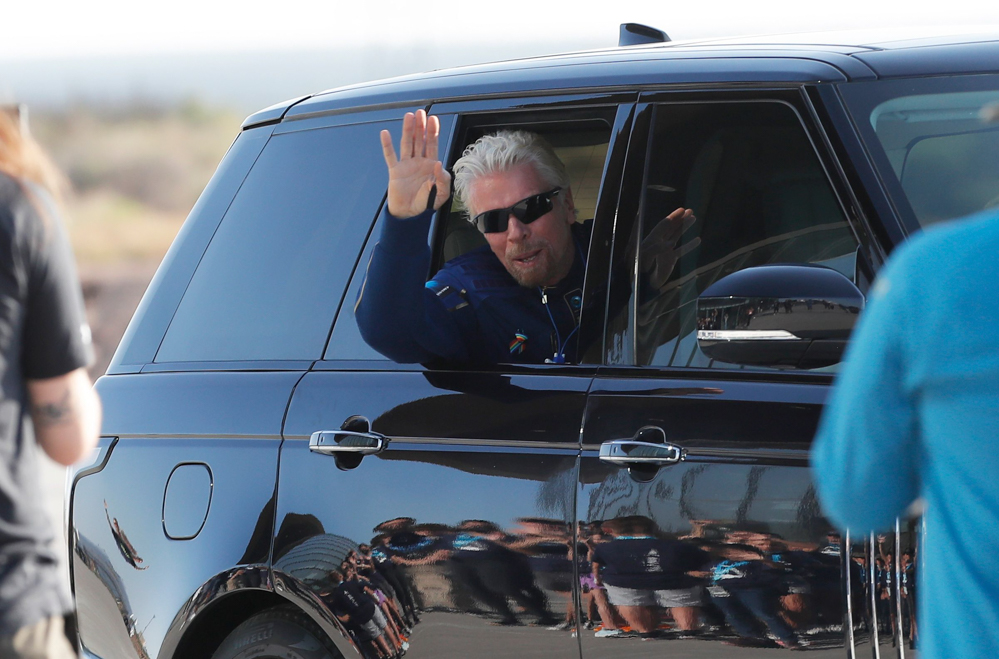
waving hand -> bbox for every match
[380,110,452,218]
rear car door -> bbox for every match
[274,97,634,659]
[576,90,879,658]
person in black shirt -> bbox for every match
[590,516,708,636]
[0,110,101,658]
[707,544,802,649]
[325,570,395,659]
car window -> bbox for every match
[323,208,390,362]
[612,100,860,369]
[840,76,999,229]
[327,113,617,365]
[156,122,390,363]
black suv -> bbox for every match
[69,30,999,659]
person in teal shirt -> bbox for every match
[812,205,999,657]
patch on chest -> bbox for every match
[509,332,528,355]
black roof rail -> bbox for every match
[619,23,670,47]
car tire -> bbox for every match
[211,605,343,659]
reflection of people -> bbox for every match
[707,544,803,649]
[356,110,694,365]
[324,570,396,659]
[0,110,101,657]
[813,112,999,657]
[590,516,707,637]
[447,520,555,626]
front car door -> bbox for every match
[576,90,880,658]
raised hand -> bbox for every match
[640,207,700,290]
[380,109,452,218]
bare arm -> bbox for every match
[27,367,101,466]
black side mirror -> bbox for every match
[695,264,865,369]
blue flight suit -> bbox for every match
[356,208,588,365]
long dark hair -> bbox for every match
[0,109,66,224]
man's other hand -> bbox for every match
[641,207,700,290]
[380,110,452,218]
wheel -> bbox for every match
[211,605,343,659]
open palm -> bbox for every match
[380,109,452,218]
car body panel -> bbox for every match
[72,29,996,659]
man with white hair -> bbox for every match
[356,110,694,365]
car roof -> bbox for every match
[244,28,999,129]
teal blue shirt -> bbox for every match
[812,209,999,657]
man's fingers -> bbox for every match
[399,112,415,159]
[647,207,697,245]
[414,110,427,158]
[380,130,398,167]
[679,210,697,234]
[426,115,440,161]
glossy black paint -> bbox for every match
[70,31,996,659]
[277,369,588,659]
[73,438,281,659]
[577,373,847,656]
[71,372,298,658]
[696,265,864,369]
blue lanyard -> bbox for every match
[539,242,585,364]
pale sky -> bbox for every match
[5,0,999,60]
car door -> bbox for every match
[274,98,635,659]
[576,91,880,658]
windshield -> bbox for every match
[840,75,999,230]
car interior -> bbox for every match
[435,113,614,270]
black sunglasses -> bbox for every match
[472,188,562,234]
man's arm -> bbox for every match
[356,110,474,363]
[27,366,101,466]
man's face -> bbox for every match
[469,162,576,288]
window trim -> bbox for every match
[319,95,638,370]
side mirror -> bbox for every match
[695,264,864,369]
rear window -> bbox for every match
[156,122,389,362]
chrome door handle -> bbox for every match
[599,439,685,466]
[309,430,389,456]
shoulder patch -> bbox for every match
[426,280,469,311]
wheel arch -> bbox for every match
[159,566,360,659]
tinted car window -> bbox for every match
[624,101,859,368]
[840,75,999,229]
[156,122,389,362]
[323,209,389,362]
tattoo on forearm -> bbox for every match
[30,389,73,427]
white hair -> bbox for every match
[453,130,570,219]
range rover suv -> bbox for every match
[69,29,999,659]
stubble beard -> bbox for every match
[505,239,574,288]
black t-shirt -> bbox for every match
[330,579,376,623]
[0,173,91,633]
[591,536,708,590]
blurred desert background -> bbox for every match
[28,100,240,376]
